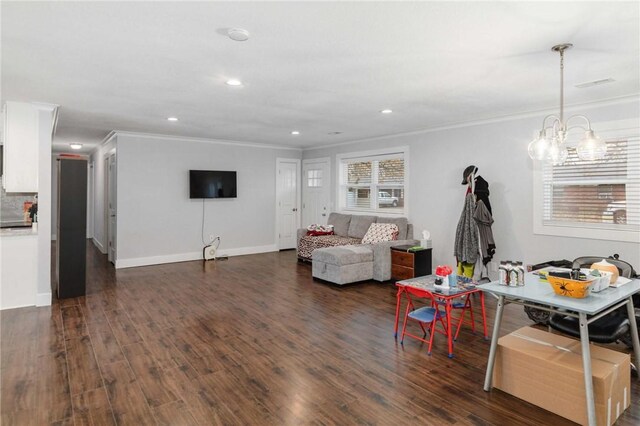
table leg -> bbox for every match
[394,288,403,338]
[579,312,596,426]
[446,300,453,358]
[480,291,488,339]
[483,295,505,391]
[626,296,640,379]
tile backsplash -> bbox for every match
[0,186,37,222]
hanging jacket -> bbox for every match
[454,193,479,264]
[473,176,492,215]
[474,199,496,265]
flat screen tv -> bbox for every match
[189,170,237,199]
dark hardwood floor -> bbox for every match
[1,242,638,425]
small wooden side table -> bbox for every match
[391,245,432,281]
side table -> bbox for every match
[391,245,432,281]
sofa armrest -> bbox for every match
[296,228,307,256]
[370,239,419,282]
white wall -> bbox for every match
[303,99,640,277]
[113,133,301,268]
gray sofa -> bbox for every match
[296,213,418,283]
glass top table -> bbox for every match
[478,272,640,426]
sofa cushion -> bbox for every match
[362,223,399,244]
[348,215,377,239]
[312,245,373,266]
[327,213,352,236]
[297,234,362,260]
[377,217,409,240]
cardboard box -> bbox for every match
[492,326,630,426]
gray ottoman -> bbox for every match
[312,245,374,285]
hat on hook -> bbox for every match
[461,165,478,185]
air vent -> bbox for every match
[575,78,615,89]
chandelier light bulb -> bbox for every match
[576,130,607,161]
[528,132,551,161]
[547,141,568,165]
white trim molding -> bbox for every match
[115,244,277,269]
[36,292,52,307]
[111,130,302,152]
[92,237,106,254]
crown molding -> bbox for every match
[303,94,640,152]
[108,130,302,151]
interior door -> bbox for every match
[107,154,117,264]
[276,159,299,250]
[302,158,330,227]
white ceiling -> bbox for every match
[2,1,639,153]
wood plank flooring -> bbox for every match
[1,243,639,425]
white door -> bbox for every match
[107,154,117,263]
[276,159,300,250]
[302,158,331,227]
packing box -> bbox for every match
[492,326,630,426]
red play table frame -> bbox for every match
[394,276,488,358]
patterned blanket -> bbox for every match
[297,235,362,260]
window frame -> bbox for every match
[336,146,409,217]
[533,119,639,243]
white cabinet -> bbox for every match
[3,102,39,192]
[2,102,57,193]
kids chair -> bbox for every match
[400,290,448,355]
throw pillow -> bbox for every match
[361,223,399,244]
[306,224,334,236]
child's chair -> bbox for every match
[400,291,448,355]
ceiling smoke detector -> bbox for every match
[228,28,250,42]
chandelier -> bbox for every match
[527,44,607,164]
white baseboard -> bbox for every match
[115,244,278,269]
[220,244,278,257]
[36,292,52,307]
[0,302,36,311]
[92,237,106,254]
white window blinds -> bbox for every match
[338,151,406,213]
[542,137,640,231]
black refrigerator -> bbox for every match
[56,158,87,299]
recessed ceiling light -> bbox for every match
[328,132,343,135]
[226,79,243,86]
[228,28,250,42]
[381,109,393,114]
[69,143,83,150]
[167,117,179,122]
[291,131,300,135]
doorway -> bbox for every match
[302,158,331,227]
[275,158,300,250]
[105,153,117,264]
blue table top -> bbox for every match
[478,273,640,315]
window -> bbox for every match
[534,125,639,242]
[337,147,408,214]
[307,169,323,188]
